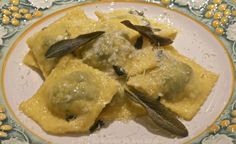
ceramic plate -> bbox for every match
[0,1,236,144]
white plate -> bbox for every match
[2,2,234,144]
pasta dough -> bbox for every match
[161,46,218,120]
[127,49,193,100]
[79,31,157,77]
[27,7,96,77]
[20,56,119,134]
[23,51,39,69]
[21,7,219,134]
[95,10,178,41]
[128,46,218,120]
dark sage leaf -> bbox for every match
[89,120,105,133]
[45,31,105,58]
[124,86,188,137]
[65,115,76,122]
[134,36,143,49]
[113,65,127,76]
[121,20,173,46]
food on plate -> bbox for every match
[127,49,193,100]
[78,31,158,77]
[20,55,119,134]
[125,87,188,137]
[127,46,218,120]
[21,7,218,137]
[95,10,178,40]
[160,46,218,120]
[26,7,96,77]
[23,51,39,69]
[45,31,105,58]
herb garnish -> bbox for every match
[121,20,173,46]
[125,87,188,137]
[134,36,143,49]
[112,65,127,76]
[45,31,105,58]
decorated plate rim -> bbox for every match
[0,0,235,144]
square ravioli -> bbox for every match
[79,31,157,77]
[127,49,192,99]
[27,7,96,77]
[160,47,218,120]
[127,47,218,120]
[20,56,119,134]
[95,10,178,41]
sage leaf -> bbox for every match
[45,31,105,58]
[124,87,188,137]
[112,65,127,76]
[121,20,173,46]
[134,36,143,49]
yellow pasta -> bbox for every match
[27,7,96,77]
[20,56,119,134]
[21,7,219,136]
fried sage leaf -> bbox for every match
[45,31,105,58]
[89,120,105,133]
[113,65,127,76]
[121,20,173,46]
[134,36,143,49]
[124,86,188,137]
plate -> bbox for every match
[0,1,236,144]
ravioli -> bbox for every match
[23,11,152,122]
[160,46,218,120]
[128,46,218,120]
[99,87,146,121]
[95,10,178,41]
[79,31,134,73]
[77,32,156,121]
[21,7,219,135]
[95,10,143,43]
[20,56,119,134]
[79,31,157,77]
[25,9,145,76]
[23,51,39,69]
[27,7,96,77]
[127,49,192,99]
